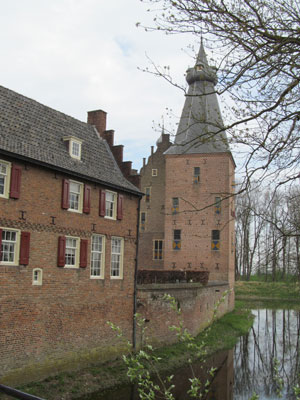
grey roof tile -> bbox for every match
[0,85,140,195]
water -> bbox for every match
[84,308,300,400]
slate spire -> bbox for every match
[165,42,230,155]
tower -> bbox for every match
[139,42,235,298]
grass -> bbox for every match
[235,280,300,301]
[13,306,253,400]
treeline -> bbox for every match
[235,185,300,281]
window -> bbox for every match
[145,187,151,203]
[99,191,123,220]
[90,235,105,279]
[69,181,83,212]
[153,240,163,260]
[65,237,80,267]
[215,197,221,214]
[211,230,220,251]
[0,160,21,199]
[140,212,146,231]
[172,197,179,214]
[62,180,90,214]
[173,229,181,250]
[57,236,87,268]
[110,237,124,279]
[63,136,82,160]
[1,229,19,264]
[105,191,117,219]
[152,169,158,177]
[193,167,200,184]
[0,161,10,198]
[32,268,43,285]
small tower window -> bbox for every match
[153,240,163,260]
[140,212,146,231]
[152,169,158,177]
[193,167,200,184]
[32,268,43,285]
[173,229,181,250]
[215,197,221,214]
[172,198,179,214]
[211,230,220,251]
[145,187,151,203]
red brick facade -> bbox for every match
[0,156,139,383]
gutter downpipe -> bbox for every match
[133,195,141,350]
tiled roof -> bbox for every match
[165,42,231,156]
[0,85,140,195]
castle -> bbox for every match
[0,43,235,385]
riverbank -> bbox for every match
[235,280,300,301]
[13,305,253,400]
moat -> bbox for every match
[85,306,300,400]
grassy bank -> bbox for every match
[13,306,253,400]
[235,280,300,301]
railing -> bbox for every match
[0,384,45,400]
[137,270,209,285]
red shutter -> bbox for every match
[83,185,91,214]
[117,194,123,220]
[99,190,106,217]
[57,236,66,267]
[80,239,88,268]
[10,164,22,199]
[0,228,2,261]
[61,179,70,209]
[20,231,30,265]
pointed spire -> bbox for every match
[196,38,209,68]
[165,41,230,156]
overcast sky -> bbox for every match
[0,0,212,170]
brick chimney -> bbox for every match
[87,110,107,137]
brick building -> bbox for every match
[138,42,235,304]
[0,85,142,383]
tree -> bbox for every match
[140,0,300,189]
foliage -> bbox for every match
[109,292,230,399]
[140,0,300,189]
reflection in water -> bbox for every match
[234,309,300,400]
[80,309,300,399]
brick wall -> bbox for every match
[164,153,235,285]
[0,156,139,383]
[136,282,233,347]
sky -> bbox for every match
[0,0,204,171]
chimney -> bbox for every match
[87,110,107,137]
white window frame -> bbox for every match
[68,180,83,213]
[0,228,20,266]
[105,190,117,220]
[63,136,82,160]
[110,237,124,279]
[0,160,11,199]
[90,234,105,279]
[65,236,80,268]
[152,169,158,177]
[32,268,43,285]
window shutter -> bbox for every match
[57,236,66,267]
[99,190,106,217]
[83,185,91,214]
[80,239,88,268]
[20,231,30,265]
[61,179,70,209]
[117,194,123,220]
[10,164,22,199]
[0,228,2,261]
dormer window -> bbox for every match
[63,136,82,160]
